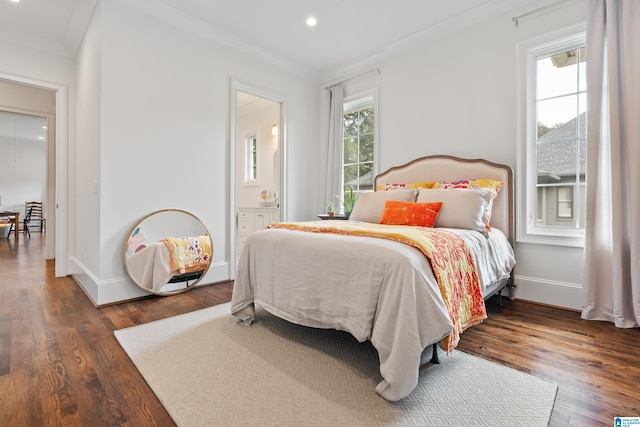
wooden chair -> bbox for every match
[24,201,45,232]
[22,206,32,238]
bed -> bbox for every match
[231,155,515,401]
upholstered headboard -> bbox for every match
[374,155,514,243]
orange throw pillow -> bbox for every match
[379,200,443,227]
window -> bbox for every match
[245,134,257,183]
[342,92,377,199]
[556,186,573,220]
[517,26,586,247]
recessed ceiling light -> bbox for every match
[42,126,47,129]
[38,136,44,140]
[306,17,317,27]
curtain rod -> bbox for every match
[324,68,381,90]
[512,0,569,27]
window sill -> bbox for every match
[516,231,584,248]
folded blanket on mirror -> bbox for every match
[162,235,212,274]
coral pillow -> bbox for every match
[379,200,443,227]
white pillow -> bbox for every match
[349,188,417,223]
[416,188,493,234]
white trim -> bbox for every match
[72,256,230,306]
[516,24,586,248]
[514,274,583,310]
[0,72,69,276]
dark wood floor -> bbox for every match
[1,233,638,426]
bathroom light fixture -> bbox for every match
[306,16,317,27]
[272,124,278,136]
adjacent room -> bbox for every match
[0,0,638,425]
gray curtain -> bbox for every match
[582,0,640,327]
[324,86,344,210]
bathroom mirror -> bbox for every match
[123,209,213,295]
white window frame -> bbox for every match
[516,24,586,247]
[244,133,258,185]
[342,88,379,195]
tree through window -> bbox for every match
[343,96,374,196]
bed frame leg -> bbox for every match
[430,343,440,364]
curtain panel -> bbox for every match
[324,86,344,210]
[582,0,640,328]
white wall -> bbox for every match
[72,0,319,304]
[321,1,586,309]
[0,133,46,213]
[73,2,103,296]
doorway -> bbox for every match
[229,82,285,276]
[0,108,54,259]
[0,74,68,276]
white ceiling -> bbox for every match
[0,111,47,143]
[0,0,538,75]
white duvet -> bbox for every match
[231,225,515,401]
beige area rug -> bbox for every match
[114,303,557,427]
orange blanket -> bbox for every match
[268,221,486,351]
[161,235,212,274]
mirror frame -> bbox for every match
[123,208,213,296]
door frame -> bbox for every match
[229,79,286,277]
[0,72,69,276]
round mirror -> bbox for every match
[123,209,213,295]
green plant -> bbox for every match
[343,186,356,213]
[326,202,334,214]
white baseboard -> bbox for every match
[513,275,584,310]
[71,258,230,306]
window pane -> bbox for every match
[537,48,584,100]
[359,134,374,162]
[343,111,358,137]
[343,164,357,189]
[359,107,374,134]
[358,162,373,191]
[344,137,358,163]
[537,94,583,131]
